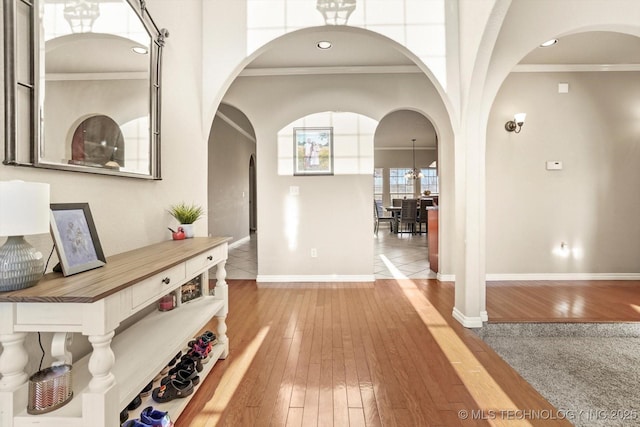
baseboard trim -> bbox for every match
[486,273,640,281]
[229,235,251,249]
[437,273,455,281]
[452,307,483,328]
[438,273,640,282]
[480,310,488,322]
[256,274,375,283]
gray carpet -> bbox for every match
[476,323,640,427]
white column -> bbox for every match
[452,127,486,328]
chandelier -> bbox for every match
[316,0,357,25]
[64,0,100,33]
[405,138,423,180]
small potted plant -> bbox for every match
[168,202,204,238]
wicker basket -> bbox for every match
[27,364,73,415]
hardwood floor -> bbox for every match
[176,279,586,426]
[486,280,640,322]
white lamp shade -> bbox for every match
[514,113,527,124]
[0,181,50,236]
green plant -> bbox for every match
[168,202,204,224]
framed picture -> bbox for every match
[293,127,334,176]
[49,203,106,276]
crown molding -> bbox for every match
[513,63,640,73]
[239,64,421,77]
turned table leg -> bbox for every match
[0,332,29,390]
[88,331,116,392]
[215,260,229,359]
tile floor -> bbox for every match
[213,222,435,280]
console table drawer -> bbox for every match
[131,264,186,308]
[186,244,227,276]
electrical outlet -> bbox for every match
[311,248,318,258]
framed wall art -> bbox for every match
[49,203,106,276]
[293,127,334,176]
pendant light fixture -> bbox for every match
[405,138,423,180]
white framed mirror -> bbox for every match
[3,0,168,179]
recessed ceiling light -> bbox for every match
[540,39,558,47]
[132,46,148,54]
[316,41,332,50]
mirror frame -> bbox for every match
[2,0,168,179]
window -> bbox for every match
[390,168,415,200]
[373,168,383,202]
[420,168,439,194]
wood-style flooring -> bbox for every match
[487,280,640,322]
[172,278,640,426]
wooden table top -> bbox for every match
[0,237,231,304]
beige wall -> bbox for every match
[487,71,640,275]
[208,109,256,243]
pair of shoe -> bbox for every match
[160,351,182,375]
[187,331,217,362]
[161,365,200,387]
[152,378,194,403]
[170,353,202,376]
[122,406,172,427]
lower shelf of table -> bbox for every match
[13,295,225,427]
[126,343,226,424]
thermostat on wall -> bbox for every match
[546,161,563,170]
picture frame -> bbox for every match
[49,203,106,276]
[293,127,334,176]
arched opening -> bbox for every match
[70,115,124,168]
[373,109,438,278]
[208,26,454,281]
[486,29,640,290]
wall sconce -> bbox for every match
[505,113,526,133]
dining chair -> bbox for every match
[398,198,418,234]
[417,200,429,233]
[374,200,395,235]
[392,198,402,207]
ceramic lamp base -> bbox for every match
[0,236,44,292]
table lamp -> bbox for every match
[0,180,50,292]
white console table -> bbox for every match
[0,237,231,427]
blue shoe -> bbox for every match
[121,420,149,427]
[140,406,173,427]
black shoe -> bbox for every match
[127,394,142,411]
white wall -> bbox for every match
[487,71,640,276]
